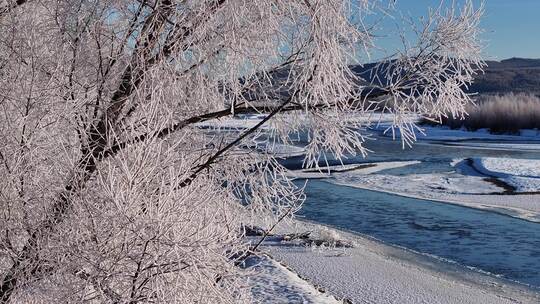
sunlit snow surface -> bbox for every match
[245,255,339,303]
[259,220,540,304]
[375,124,540,142]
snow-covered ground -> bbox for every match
[253,220,540,304]
[195,114,268,130]
[470,157,540,192]
[245,255,339,303]
[375,125,540,142]
[286,160,421,179]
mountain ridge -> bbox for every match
[350,57,540,94]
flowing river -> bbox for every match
[284,135,540,289]
[298,179,540,289]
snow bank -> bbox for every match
[473,157,540,178]
[286,161,421,179]
[195,114,267,130]
[332,172,502,196]
[259,221,539,304]
[376,125,540,142]
[245,255,339,303]
[471,158,540,192]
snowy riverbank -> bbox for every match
[287,159,540,223]
[245,253,340,303]
[470,157,540,192]
[249,220,540,303]
[375,124,540,142]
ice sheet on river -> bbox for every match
[332,172,502,195]
[286,160,421,179]
[330,172,540,222]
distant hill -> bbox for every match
[350,58,540,95]
[483,58,540,70]
[470,58,540,94]
[248,58,540,104]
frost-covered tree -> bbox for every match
[0,0,483,302]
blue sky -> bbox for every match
[370,0,540,60]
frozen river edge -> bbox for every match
[255,219,540,304]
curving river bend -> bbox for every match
[285,136,540,290]
[297,179,540,289]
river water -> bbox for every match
[286,136,540,289]
[298,179,540,288]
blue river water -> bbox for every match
[296,179,540,289]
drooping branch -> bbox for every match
[0,150,11,174]
[0,81,389,302]
[177,94,296,188]
[107,85,390,159]
[0,1,486,301]
[0,1,174,301]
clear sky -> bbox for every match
[371,0,540,61]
